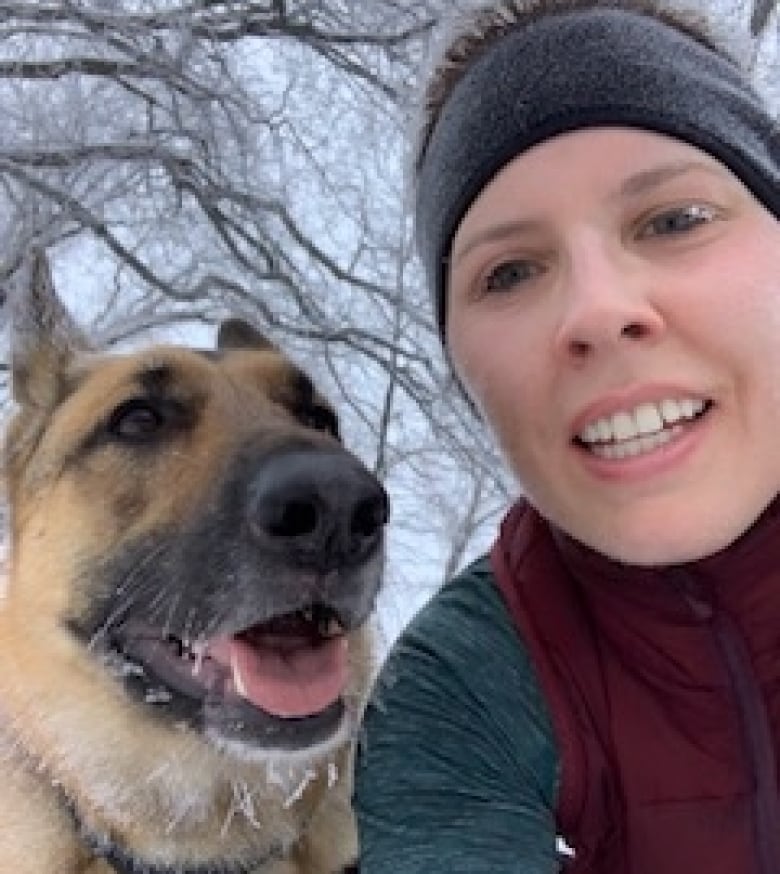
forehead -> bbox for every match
[69,344,320,409]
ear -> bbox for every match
[10,248,90,408]
[216,318,276,352]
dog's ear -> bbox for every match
[10,247,91,408]
[216,318,276,352]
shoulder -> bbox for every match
[354,555,561,873]
[380,555,542,692]
[362,554,558,797]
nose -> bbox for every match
[554,243,665,362]
[248,446,388,570]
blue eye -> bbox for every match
[640,204,716,238]
[484,259,541,293]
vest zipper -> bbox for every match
[677,575,780,874]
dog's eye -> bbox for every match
[108,399,165,442]
[297,405,340,439]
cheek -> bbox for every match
[693,259,780,393]
[449,297,550,387]
[736,283,780,416]
[447,318,547,457]
[698,224,780,341]
[448,320,509,418]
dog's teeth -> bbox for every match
[312,612,342,638]
[231,649,249,699]
[144,686,173,705]
[302,608,315,623]
[120,661,146,678]
[192,646,207,677]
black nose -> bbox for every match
[248,447,388,568]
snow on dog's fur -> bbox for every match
[0,250,386,873]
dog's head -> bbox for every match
[1,250,387,864]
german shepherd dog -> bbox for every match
[0,251,387,873]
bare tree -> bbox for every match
[0,2,431,338]
[750,0,778,37]
[0,0,487,645]
[0,0,776,645]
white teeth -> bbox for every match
[612,411,635,441]
[635,402,663,435]
[578,398,706,447]
[144,686,173,705]
[589,426,679,460]
[679,398,697,419]
[659,398,682,423]
[596,418,612,442]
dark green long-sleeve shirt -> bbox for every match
[354,557,561,873]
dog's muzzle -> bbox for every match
[84,442,388,751]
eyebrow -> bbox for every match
[615,160,720,199]
[451,218,545,265]
[451,160,721,265]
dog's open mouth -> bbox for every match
[109,605,352,748]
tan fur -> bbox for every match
[0,253,381,873]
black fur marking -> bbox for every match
[67,435,383,639]
[138,364,175,396]
[61,438,382,748]
[63,433,383,747]
[287,373,340,440]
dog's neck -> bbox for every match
[60,788,283,874]
[55,769,358,874]
[90,841,256,874]
[85,831,285,874]
[84,829,280,874]
[87,837,358,874]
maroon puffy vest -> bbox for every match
[491,500,780,874]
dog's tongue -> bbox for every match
[206,633,348,719]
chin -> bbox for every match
[577,505,769,568]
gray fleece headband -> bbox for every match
[416,8,780,337]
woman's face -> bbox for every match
[447,128,780,565]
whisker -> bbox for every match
[87,543,170,650]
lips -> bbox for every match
[574,396,712,460]
[110,604,350,722]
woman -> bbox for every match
[354,1,780,872]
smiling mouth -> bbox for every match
[107,605,353,749]
[574,398,713,460]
